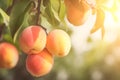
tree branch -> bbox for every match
[36,0,46,31]
[36,0,41,25]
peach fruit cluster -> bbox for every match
[0,42,19,69]
[19,25,71,77]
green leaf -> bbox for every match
[0,8,9,26]
[0,14,3,24]
[43,3,60,27]
[50,0,60,12]
[9,0,35,38]
[0,0,13,10]
[13,12,30,43]
[58,1,66,21]
[42,0,67,29]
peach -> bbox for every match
[46,29,71,57]
[26,49,54,77]
[0,42,19,69]
[19,25,47,54]
[64,0,91,26]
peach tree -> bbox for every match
[0,0,119,79]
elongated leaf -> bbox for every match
[90,8,105,33]
[0,13,3,24]
[58,1,66,21]
[50,0,60,12]
[9,0,34,38]
[43,3,60,27]
[13,12,30,43]
[0,8,9,26]
[50,0,66,22]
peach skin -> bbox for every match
[19,25,47,54]
[0,42,19,69]
[26,49,54,77]
[46,29,71,57]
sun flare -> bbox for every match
[104,0,120,27]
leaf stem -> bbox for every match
[36,0,41,25]
[36,0,46,31]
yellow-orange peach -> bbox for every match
[64,0,91,26]
[26,49,54,77]
[46,29,71,57]
[19,25,47,54]
[0,42,19,69]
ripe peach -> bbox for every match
[0,42,19,69]
[96,0,112,5]
[26,49,54,77]
[64,0,91,26]
[19,25,47,54]
[46,29,71,57]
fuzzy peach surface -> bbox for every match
[0,42,19,69]
[64,0,91,26]
[19,25,47,54]
[46,29,71,57]
[26,49,54,77]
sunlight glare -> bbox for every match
[104,0,120,28]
